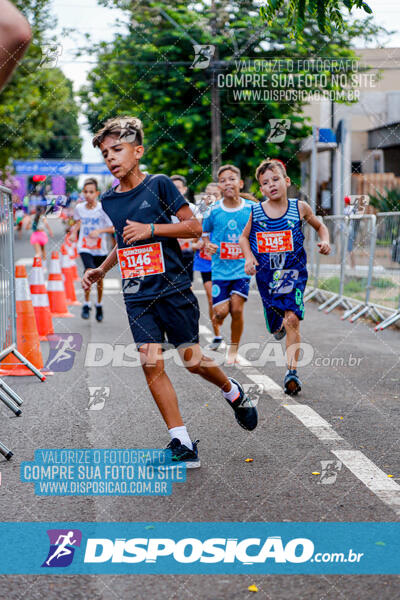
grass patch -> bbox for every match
[319,276,396,295]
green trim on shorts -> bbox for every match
[263,306,272,333]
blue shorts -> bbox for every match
[212,278,250,306]
[261,286,306,334]
[124,288,200,348]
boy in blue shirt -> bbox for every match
[240,158,330,395]
[202,165,253,365]
[82,117,258,467]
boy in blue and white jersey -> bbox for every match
[202,164,253,365]
[240,158,331,395]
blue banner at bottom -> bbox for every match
[0,522,398,574]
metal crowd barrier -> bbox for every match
[373,212,400,330]
[0,186,43,460]
[305,212,397,327]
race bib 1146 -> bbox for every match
[256,230,293,253]
[117,242,165,279]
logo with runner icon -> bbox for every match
[44,334,82,372]
[42,529,82,568]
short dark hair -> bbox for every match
[171,174,187,186]
[256,158,287,182]
[217,164,241,179]
[92,116,144,148]
[83,178,99,191]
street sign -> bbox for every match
[13,160,111,176]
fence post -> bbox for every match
[0,186,45,458]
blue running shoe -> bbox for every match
[166,438,200,468]
[225,377,258,431]
[284,369,302,395]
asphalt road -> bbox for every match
[1,221,400,599]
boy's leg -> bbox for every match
[227,293,246,364]
[284,310,301,370]
[139,343,184,429]
[283,310,302,395]
[177,344,257,431]
[204,280,220,337]
[96,278,104,303]
[213,299,229,330]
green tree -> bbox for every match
[83,1,381,192]
[0,0,82,169]
[260,0,372,36]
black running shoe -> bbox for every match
[95,305,103,322]
[208,336,223,351]
[274,325,286,341]
[284,369,302,395]
[81,304,91,319]
[166,438,200,468]
[224,377,258,431]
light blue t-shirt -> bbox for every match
[202,197,253,281]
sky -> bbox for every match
[51,0,400,163]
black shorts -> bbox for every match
[80,252,107,271]
[124,288,200,348]
[200,271,212,283]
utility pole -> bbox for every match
[210,0,222,180]
[159,5,222,180]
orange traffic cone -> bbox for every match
[29,256,54,340]
[60,244,81,306]
[47,251,73,318]
[65,234,80,281]
[0,266,46,376]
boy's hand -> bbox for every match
[88,229,100,239]
[123,220,151,245]
[191,238,204,251]
[205,241,218,255]
[82,267,105,291]
[245,255,259,275]
[318,241,331,255]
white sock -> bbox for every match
[96,302,102,307]
[168,426,193,450]
[222,381,240,403]
[84,301,91,308]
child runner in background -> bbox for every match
[192,182,222,349]
[28,205,53,262]
[171,174,195,283]
[82,117,257,467]
[71,178,114,322]
[240,158,330,395]
[202,165,253,365]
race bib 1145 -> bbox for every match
[256,230,293,253]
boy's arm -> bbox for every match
[123,205,202,245]
[239,213,254,260]
[69,219,81,241]
[0,1,31,91]
[239,213,259,275]
[81,246,118,291]
[300,201,331,255]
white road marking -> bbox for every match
[285,404,344,442]
[199,322,400,516]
